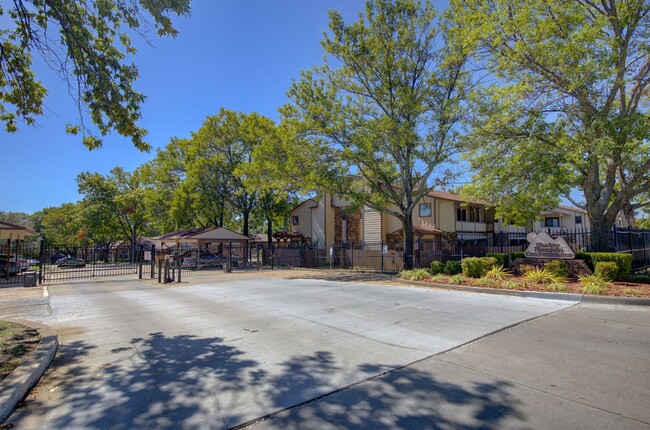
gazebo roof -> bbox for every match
[156,227,252,245]
[0,221,37,240]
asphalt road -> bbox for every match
[3,276,575,429]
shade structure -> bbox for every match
[156,227,252,248]
[0,221,37,240]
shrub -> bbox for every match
[546,260,569,278]
[461,257,487,278]
[430,274,446,283]
[502,281,519,290]
[475,277,497,288]
[482,256,498,269]
[588,253,632,280]
[510,252,526,262]
[486,253,509,268]
[484,265,509,281]
[523,267,566,285]
[623,288,643,296]
[449,274,466,285]
[594,261,618,281]
[398,269,431,281]
[430,261,445,275]
[575,252,592,266]
[444,260,462,275]
[545,282,569,292]
[579,274,612,295]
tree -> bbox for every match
[35,203,84,248]
[189,109,277,238]
[1,0,190,150]
[452,0,650,250]
[77,167,149,249]
[0,211,33,229]
[283,0,469,268]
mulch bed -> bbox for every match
[400,275,650,298]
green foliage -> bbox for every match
[284,0,470,269]
[398,269,431,281]
[449,274,466,285]
[486,253,509,268]
[474,277,497,288]
[483,265,509,281]
[0,0,190,150]
[575,252,592,266]
[430,261,445,275]
[502,281,519,290]
[444,260,462,275]
[510,252,526,262]
[588,253,632,280]
[594,262,619,282]
[461,257,487,278]
[623,288,643,297]
[481,257,498,269]
[430,274,446,283]
[523,267,566,285]
[579,274,613,295]
[546,260,569,278]
[452,0,650,248]
[545,283,569,293]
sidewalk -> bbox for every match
[247,303,650,429]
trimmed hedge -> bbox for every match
[444,260,462,275]
[486,253,509,268]
[462,257,489,278]
[482,256,498,269]
[588,253,632,280]
[594,262,618,281]
[430,261,445,275]
[510,252,526,262]
[546,260,569,278]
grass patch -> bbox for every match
[579,274,612,295]
[449,274,466,285]
[545,282,569,292]
[623,288,644,296]
[0,321,41,381]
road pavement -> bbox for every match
[3,275,575,429]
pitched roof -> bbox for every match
[0,221,37,240]
[156,227,251,243]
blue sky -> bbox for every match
[3,0,387,213]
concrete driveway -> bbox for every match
[3,274,575,429]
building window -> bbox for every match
[544,217,560,227]
[419,203,431,217]
[456,207,467,222]
[575,215,582,224]
[292,215,299,226]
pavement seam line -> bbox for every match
[432,356,650,426]
[232,301,579,429]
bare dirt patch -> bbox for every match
[0,321,40,381]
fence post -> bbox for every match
[628,226,635,272]
[150,245,156,279]
[158,258,163,283]
[138,245,143,279]
[381,241,385,272]
[499,231,504,254]
[642,229,648,271]
[38,239,44,285]
[350,241,354,270]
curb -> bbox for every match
[0,319,58,423]
[394,278,650,306]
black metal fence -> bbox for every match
[2,228,648,286]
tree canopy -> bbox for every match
[452,0,650,249]
[282,0,469,267]
[1,0,191,150]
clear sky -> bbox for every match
[2,0,392,214]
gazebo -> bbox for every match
[156,227,252,249]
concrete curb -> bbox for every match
[0,319,58,423]
[394,278,650,306]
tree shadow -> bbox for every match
[16,332,259,429]
[259,356,526,429]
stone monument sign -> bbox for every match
[525,232,575,260]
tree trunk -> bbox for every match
[403,211,415,270]
[589,216,615,252]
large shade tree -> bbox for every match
[452,0,650,250]
[283,0,469,268]
[1,0,191,150]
